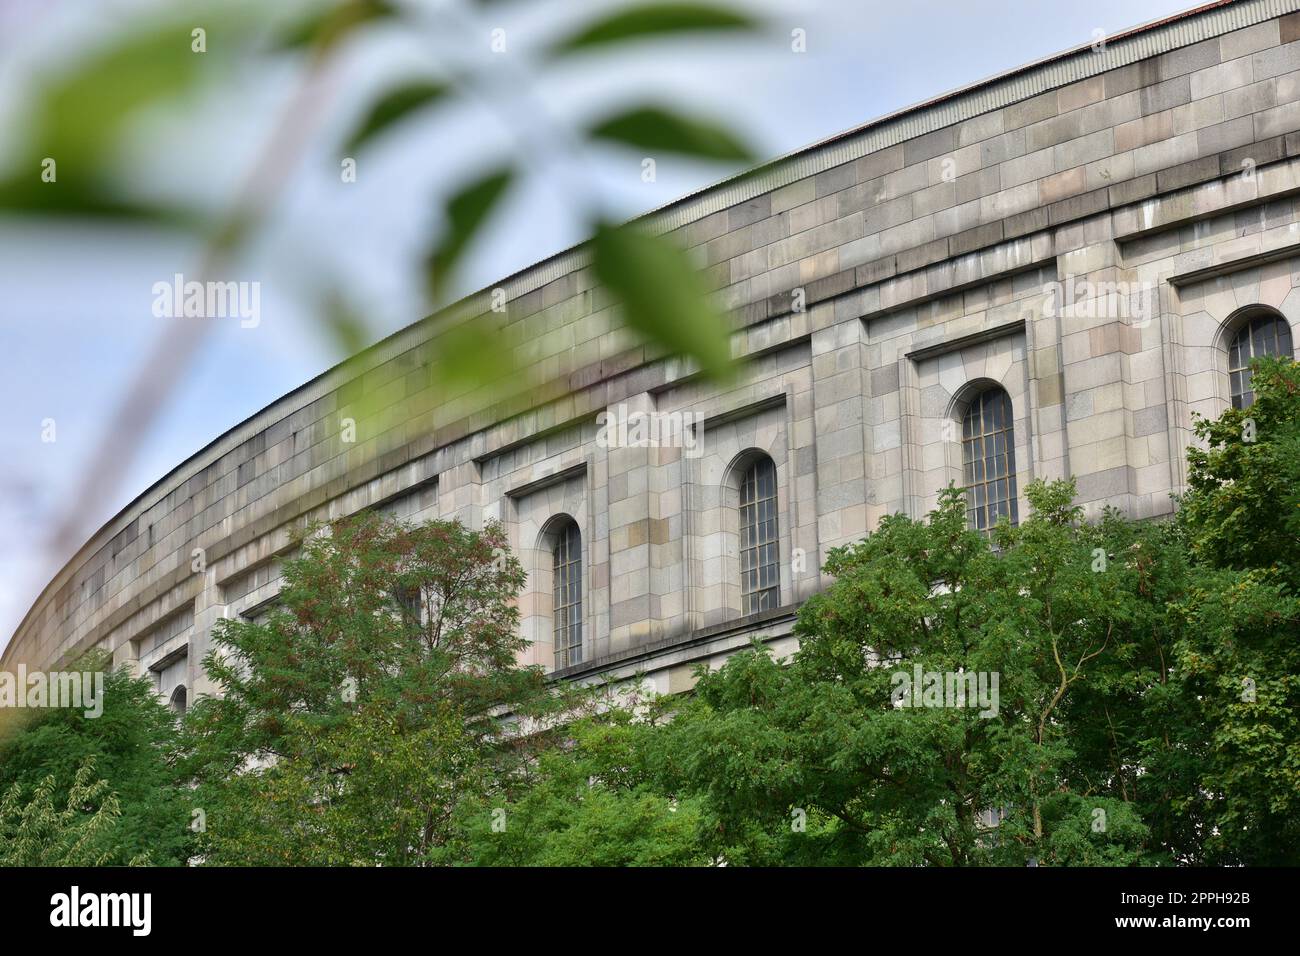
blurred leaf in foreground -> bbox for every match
[591,221,734,381]
[427,316,525,402]
[547,3,759,59]
[425,167,515,302]
[588,104,753,162]
[0,5,246,225]
[343,80,451,154]
[324,288,372,358]
[274,0,401,54]
[0,176,197,225]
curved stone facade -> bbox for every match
[8,0,1300,704]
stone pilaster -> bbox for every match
[809,312,871,577]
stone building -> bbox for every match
[6,0,1300,709]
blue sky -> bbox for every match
[0,0,1202,650]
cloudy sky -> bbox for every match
[0,0,1200,651]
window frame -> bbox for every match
[738,455,780,616]
[960,387,1020,533]
[1227,312,1293,410]
[550,519,583,670]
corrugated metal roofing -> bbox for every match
[493,0,1300,298]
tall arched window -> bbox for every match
[551,520,582,669]
[961,388,1019,532]
[739,456,779,615]
[169,685,187,716]
[1229,313,1293,409]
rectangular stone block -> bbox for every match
[1156,155,1220,193]
[856,144,904,182]
[1198,116,1257,158]
[1039,166,1087,205]
[1253,39,1300,81]
[1139,76,1193,115]
[1046,188,1109,227]
[1132,404,1168,438]
[1057,75,1105,113]
[1005,91,1058,131]
[1158,37,1221,81]
[904,127,957,166]
[815,162,857,198]
[897,237,950,274]
[949,220,1004,256]
[1220,19,1279,61]
[1254,99,1300,139]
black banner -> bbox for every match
[3,866,1287,942]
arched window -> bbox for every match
[739,456,779,615]
[391,585,421,624]
[169,685,187,716]
[1228,313,1293,409]
[551,520,582,669]
[961,388,1019,532]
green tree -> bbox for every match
[652,480,1187,866]
[0,656,191,866]
[451,705,712,866]
[1172,356,1300,865]
[183,511,568,865]
[0,757,150,866]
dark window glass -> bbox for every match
[962,390,1019,533]
[1229,315,1292,409]
[552,522,582,669]
[740,457,779,615]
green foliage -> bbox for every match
[1171,357,1300,864]
[343,80,450,154]
[425,167,515,300]
[0,4,248,225]
[588,105,754,162]
[650,480,1183,866]
[1180,356,1300,574]
[276,0,400,55]
[183,512,568,865]
[545,3,759,59]
[450,706,712,866]
[0,656,191,866]
[591,221,735,381]
[0,758,150,867]
[1,0,758,398]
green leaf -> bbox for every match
[591,221,733,380]
[427,318,520,396]
[0,174,198,226]
[323,290,371,358]
[343,80,449,154]
[0,7,245,222]
[275,0,399,53]
[547,3,757,58]
[35,18,229,163]
[588,105,752,162]
[425,167,514,300]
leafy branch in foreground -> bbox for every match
[0,758,150,867]
[0,0,764,588]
